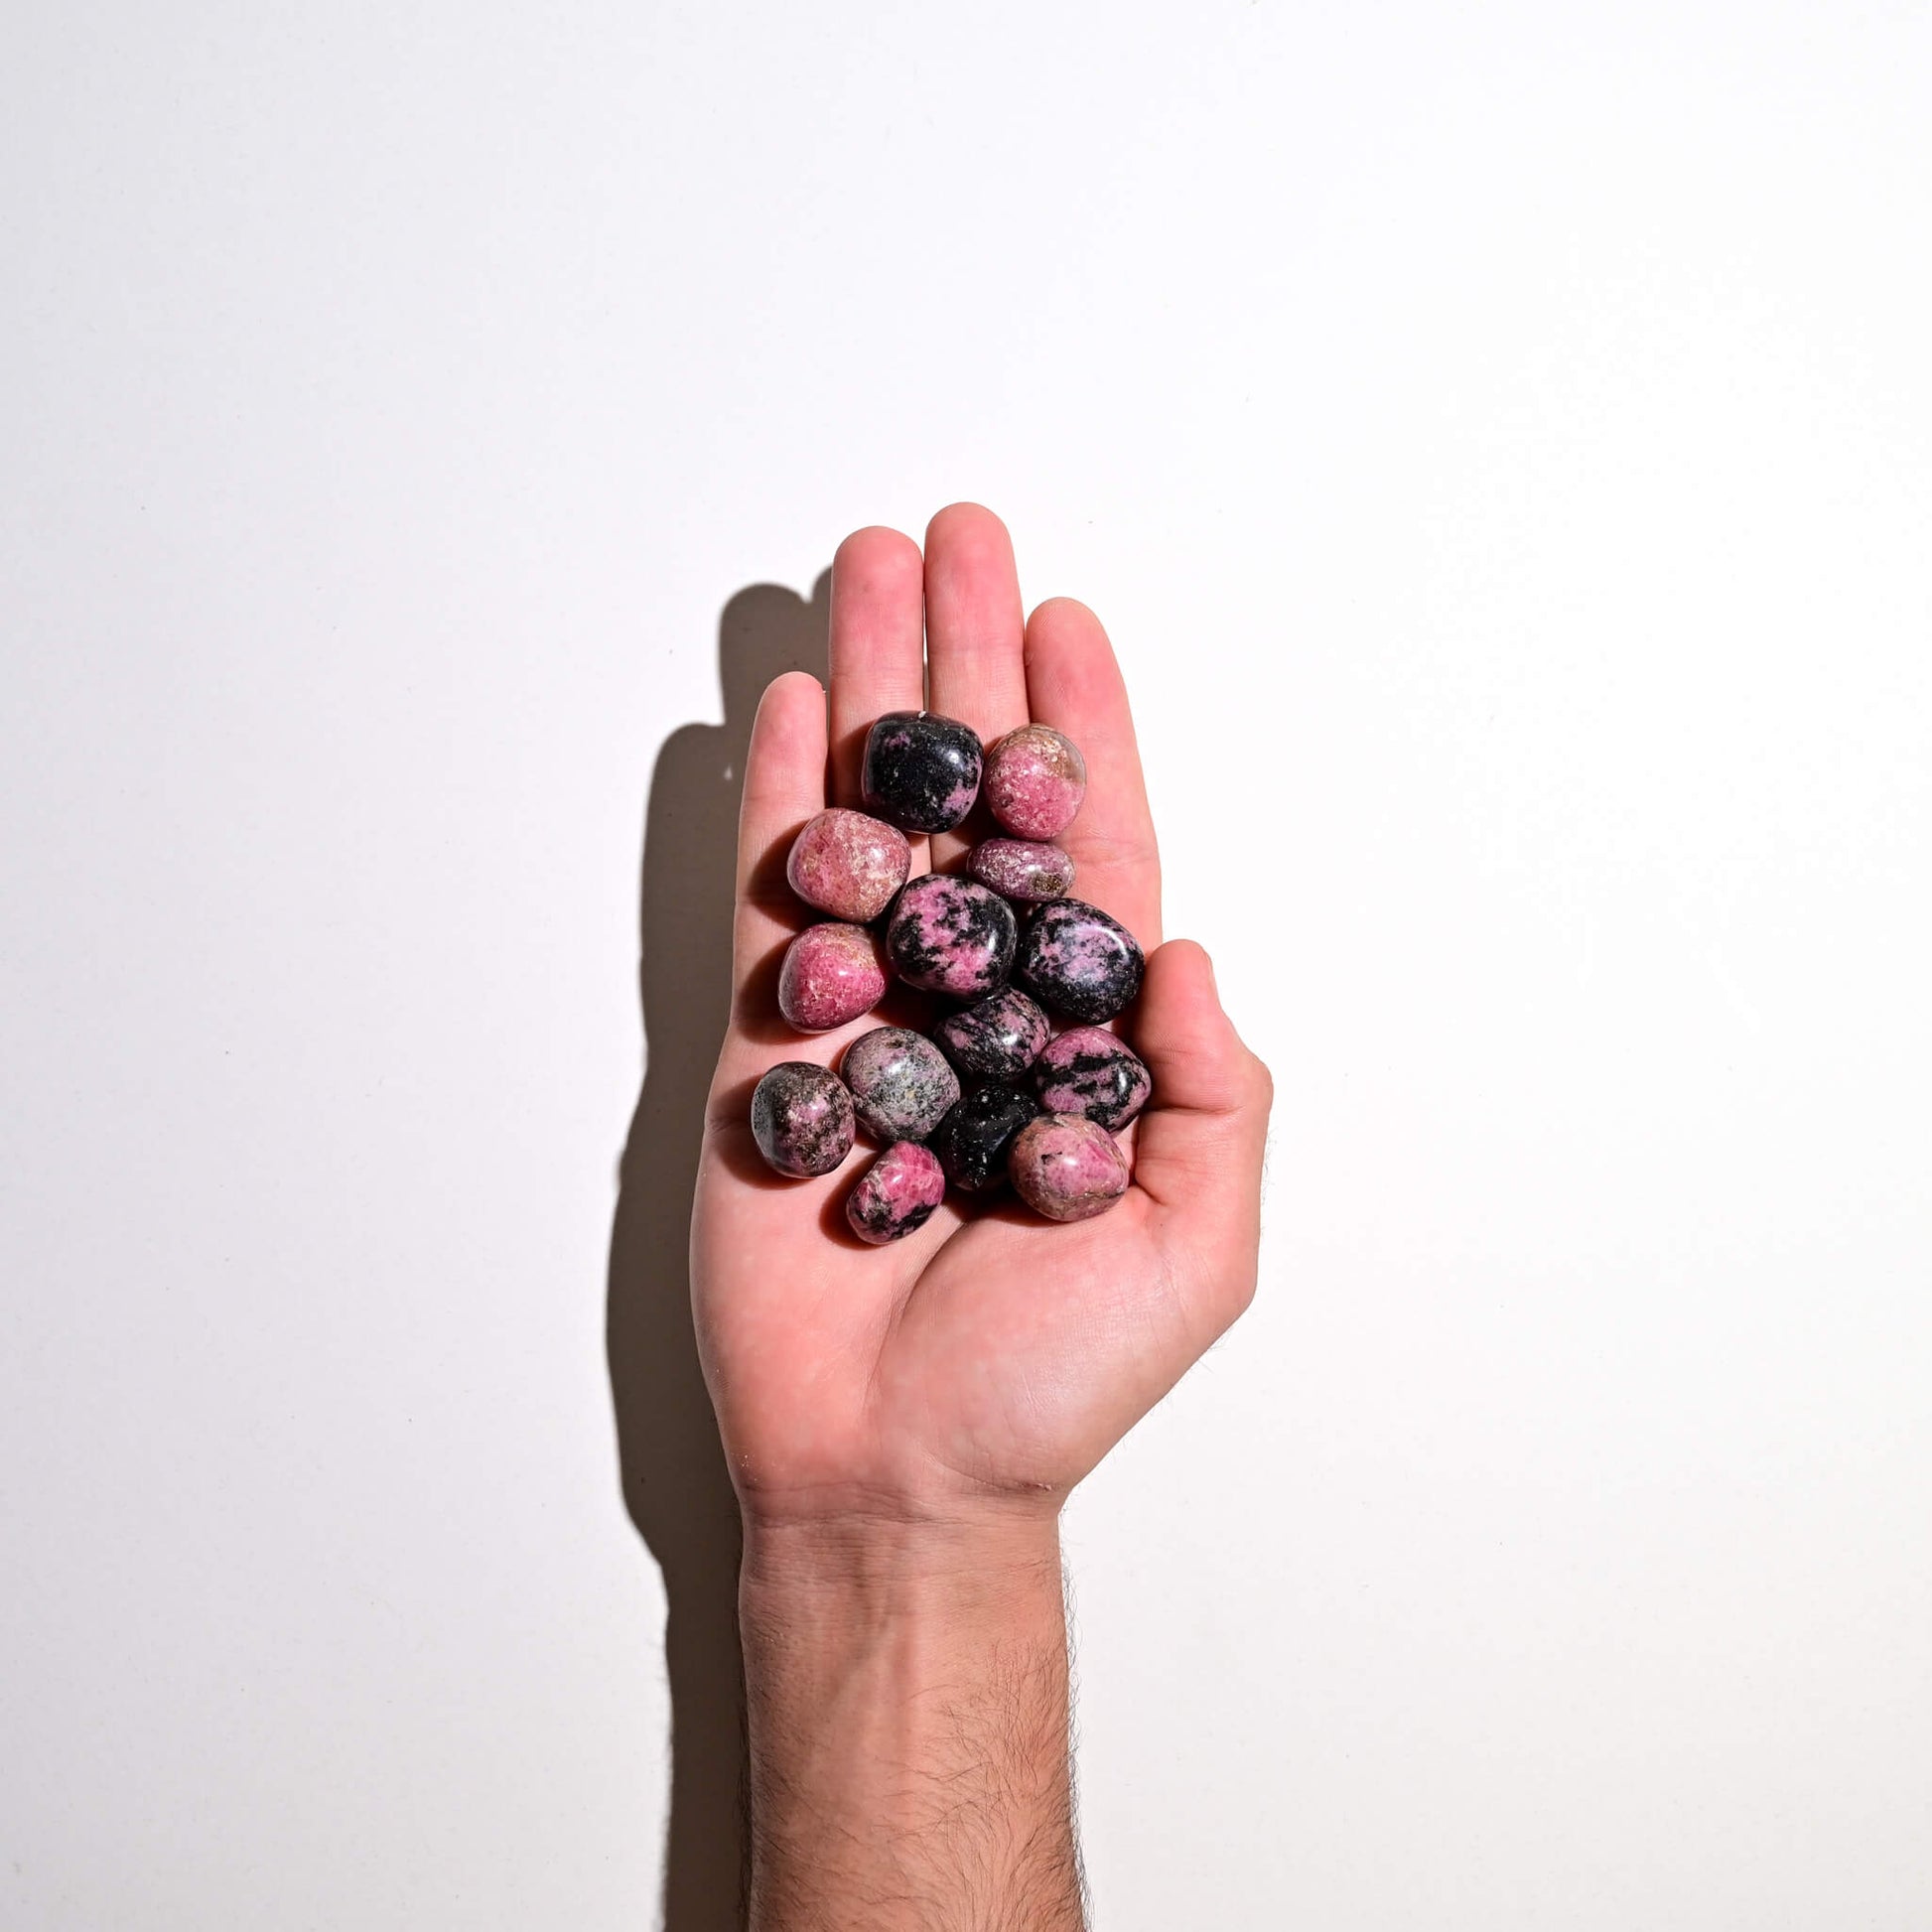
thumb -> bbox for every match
[1126,939,1274,1333]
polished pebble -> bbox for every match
[750,1061,856,1177]
[969,838,1075,902]
[933,986,1050,1082]
[841,1026,961,1142]
[862,711,984,833]
[1015,897,1145,1023]
[1033,1027,1153,1130]
[983,724,1087,840]
[786,808,911,922]
[846,1140,948,1243]
[928,1084,1041,1193]
[777,921,887,1032]
[1007,1113,1131,1221]
[885,874,1017,999]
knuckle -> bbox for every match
[1247,1051,1275,1110]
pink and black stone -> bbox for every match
[933,986,1050,1082]
[885,874,1017,1000]
[1007,1113,1131,1222]
[750,1061,856,1177]
[777,921,888,1032]
[928,1083,1041,1193]
[1033,1026,1152,1131]
[840,1026,961,1142]
[786,808,911,922]
[983,724,1087,841]
[1014,897,1144,1023]
[861,711,984,834]
[969,838,1075,902]
[846,1140,948,1243]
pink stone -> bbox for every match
[786,808,911,923]
[1007,1113,1131,1222]
[968,837,1075,901]
[1033,1027,1152,1130]
[846,1140,947,1244]
[776,922,887,1033]
[883,873,1017,999]
[983,724,1087,841]
[750,1061,856,1177]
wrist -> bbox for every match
[740,1507,1063,1633]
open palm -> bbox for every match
[693,506,1271,1531]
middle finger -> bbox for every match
[922,503,1031,863]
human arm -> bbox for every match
[739,1515,1079,1930]
[692,505,1272,1928]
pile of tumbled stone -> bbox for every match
[748,711,1153,1243]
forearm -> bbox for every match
[739,1513,1085,1932]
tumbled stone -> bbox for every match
[1007,1113,1131,1221]
[786,808,911,922]
[750,1061,856,1177]
[1033,1027,1152,1130]
[777,921,887,1033]
[968,838,1075,902]
[928,1084,1041,1193]
[862,711,984,833]
[933,987,1050,1082]
[1014,897,1144,1023]
[841,1026,960,1142]
[885,873,1017,999]
[846,1140,948,1243]
[983,724,1086,840]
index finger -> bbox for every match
[729,670,828,1011]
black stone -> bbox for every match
[929,1084,1042,1193]
[1014,897,1145,1023]
[934,985,1050,1082]
[861,711,984,834]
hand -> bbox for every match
[692,504,1272,1537]
[692,506,1272,1928]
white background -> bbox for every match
[5,3,1930,1926]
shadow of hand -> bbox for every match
[606,571,830,1932]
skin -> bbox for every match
[692,504,1273,1930]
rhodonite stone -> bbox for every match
[934,986,1050,1082]
[928,1084,1041,1193]
[983,724,1087,840]
[885,874,1017,999]
[1012,1112,1128,1213]
[969,838,1075,902]
[1033,1027,1153,1130]
[840,1027,961,1142]
[786,808,911,922]
[1007,1113,1131,1221]
[846,1140,947,1244]
[861,711,984,833]
[777,921,887,1032]
[750,1061,856,1177]
[1014,898,1144,1023]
